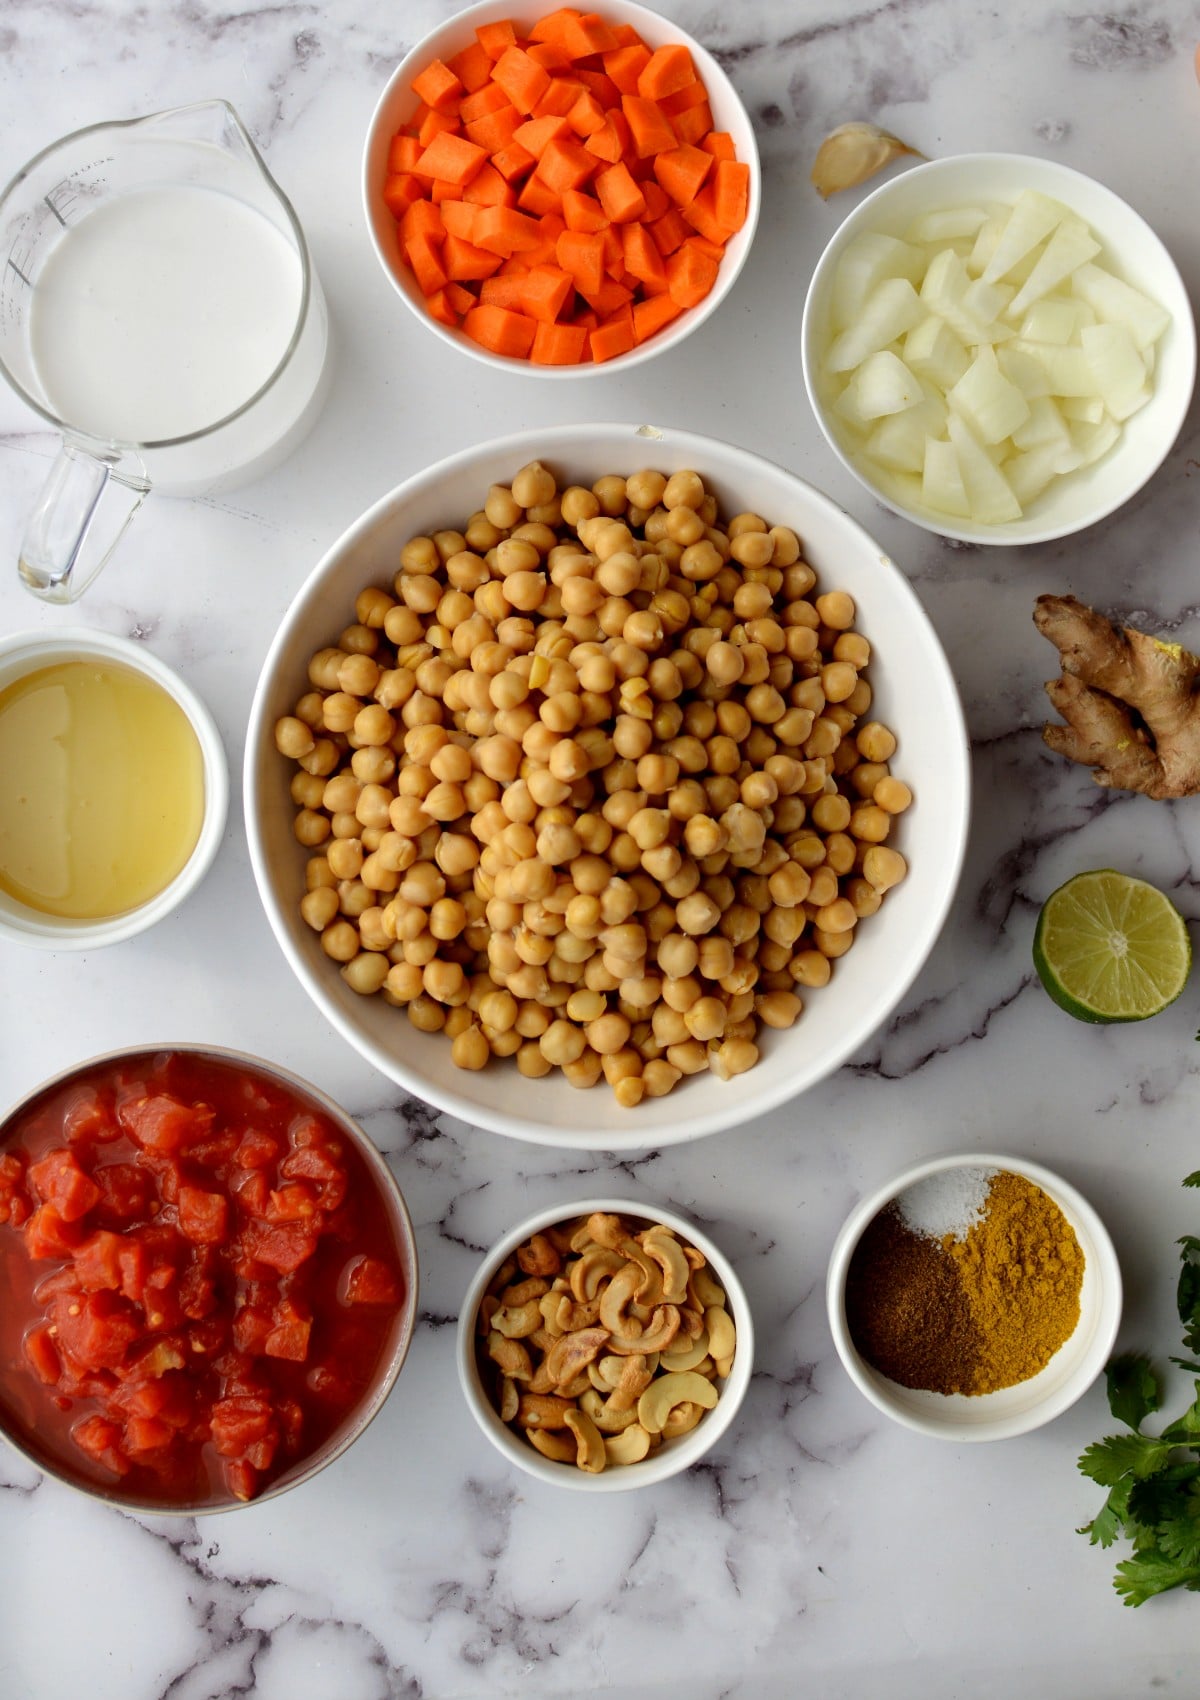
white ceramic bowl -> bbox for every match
[362,0,761,377]
[245,421,970,1148]
[456,1197,753,1490]
[802,153,1196,546]
[826,1152,1122,1441]
[0,629,228,950]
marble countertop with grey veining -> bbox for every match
[3,1,1200,1696]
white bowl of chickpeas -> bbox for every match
[246,422,970,1148]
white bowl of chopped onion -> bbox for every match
[246,422,969,1149]
[802,153,1196,546]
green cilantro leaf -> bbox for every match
[1161,1384,1200,1445]
[1184,1172,1200,1187]
[1177,1261,1200,1354]
[1078,1433,1173,1487]
[1114,1549,1200,1607]
[1078,1476,1133,1548]
[1106,1354,1161,1431]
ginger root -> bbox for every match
[1034,593,1200,799]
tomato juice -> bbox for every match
[0,1050,413,1509]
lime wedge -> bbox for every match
[1033,869,1192,1023]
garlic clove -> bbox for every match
[811,122,923,199]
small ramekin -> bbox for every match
[826,1152,1121,1441]
[0,629,228,950]
[457,1196,754,1489]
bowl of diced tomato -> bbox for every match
[0,1047,419,1513]
[363,0,760,372]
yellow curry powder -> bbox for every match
[844,1170,1084,1396]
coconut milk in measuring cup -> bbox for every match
[0,101,330,602]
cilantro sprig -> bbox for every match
[1078,1176,1200,1606]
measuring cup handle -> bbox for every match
[18,440,150,603]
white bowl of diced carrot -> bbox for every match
[362,0,760,372]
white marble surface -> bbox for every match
[2,1,1200,1695]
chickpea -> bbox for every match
[342,953,390,995]
[863,846,908,892]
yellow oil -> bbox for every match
[0,659,205,919]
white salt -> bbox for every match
[895,1166,998,1242]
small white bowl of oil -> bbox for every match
[0,629,228,949]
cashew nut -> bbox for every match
[516,1393,574,1429]
[598,1264,681,1355]
[486,1332,532,1381]
[660,1329,710,1373]
[528,1427,576,1463]
[499,1377,519,1422]
[688,1263,725,1311]
[705,1304,736,1364]
[662,1399,706,1440]
[546,1325,611,1390]
[714,1354,735,1379]
[491,1298,543,1339]
[640,1225,691,1304]
[517,1232,561,1277]
[580,1387,639,1433]
[618,1238,665,1305]
[499,1275,549,1308]
[569,1245,626,1302]
[637,1370,720,1435]
[538,1292,566,1337]
[564,1407,606,1473]
[604,1423,652,1466]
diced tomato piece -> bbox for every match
[116,1237,150,1305]
[53,1291,142,1370]
[232,1303,274,1355]
[72,1414,130,1476]
[188,1315,229,1359]
[28,1148,101,1223]
[186,1129,241,1172]
[25,1203,82,1259]
[224,1459,260,1502]
[23,1323,61,1385]
[120,1093,214,1152]
[92,1161,156,1227]
[61,1086,118,1145]
[342,1255,402,1307]
[178,1187,229,1246]
[280,1145,348,1211]
[141,1271,184,1333]
[240,1220,319,1275]
[234,1128,281,1170]
[124,1414,174,1453]
[230,1168,271,1218]
[129,1337,188,1380]
[265,1182,318,1224]
[73,1229,125,1292]
[0,1152,30,1227]
[33,1266,81,1302]
[178,1252,219,1320]
[210,1395,277,1458]
[264,1301,312,1363]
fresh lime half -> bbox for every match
[1033,870,1192,1023]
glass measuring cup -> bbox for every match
[0,100,330,602]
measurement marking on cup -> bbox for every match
[6,256,32,288]
[43,196,68,229]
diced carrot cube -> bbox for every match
[459,81,511,124]
[476,19,518,60]
[492,140,536,182]
[517,172,563,217]
[637,43,697,101]
[463,163,516,206]
[411,58,464,113]
[513,114,571,157]
[590,308,636,363]
[665,238,720,308]
[621,221,668,290]
[575,68,621,109]
[701,131,737,161]
[653,143,713,207]
[584,109,632,164]
[387,134,421,173]
[463,302,538,358]
[406,232,449,295]
[519,264,574,323]
[682,181,733,245]
[491,46,552,116]
[448,40,493,94]
[418,107,461,148]
[561,188,610,232]
[594,160,646,223]
[445,281,476,314]
[640,179,670,221]
[555,228,605,296]
[399,197,445,245]
[659,79,709,117]
[673,101,713,146]
[443,235,505,281]
[567,90,606,137]
[559,13,621,59]
[633,290,683,342]
[601,224,625,277]
[531,320,589,364]
[713,159,750,234]
[464,104,522,153]
[413,130,487,187]
[480,273,531,309]
[382,173,423,218]
[474,204,544,256]
[527,42,572,75]
[649,206,692,255]
[533,76,585,118]
[577,274,633,316]
[538,137,600,194]
[425,288,458,328]
[603,43,652,96]
[440,199,479,241]
[622,95,678,158]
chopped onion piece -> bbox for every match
[921,437,971,517]
[826,277,923,372]
[1007,218,1101,318]
[947,346,1031,444]
[852,350,923,418]
[981,190,1068,284]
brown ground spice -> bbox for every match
[844,1171,1084,1397]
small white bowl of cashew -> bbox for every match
[457,1197,754,1490]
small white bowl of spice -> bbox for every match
[0,629,228,949]
[826,1152,1121,1441]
